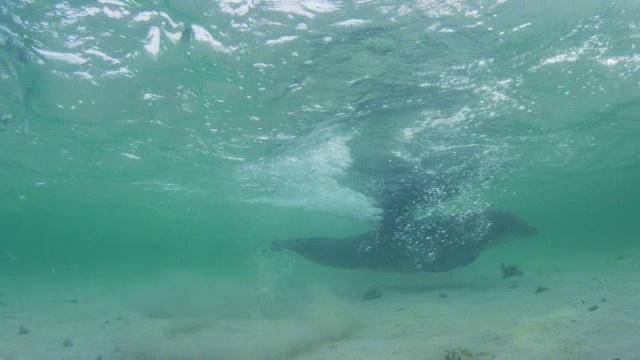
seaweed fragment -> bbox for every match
[500,263,523,279]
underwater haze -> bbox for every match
[1,1,639,359]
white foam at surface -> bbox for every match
[333,19,370,27]
[85,48,120,64]
[98,0,127,6]
[265,35,299,46]
[133,11,156,22]
[143,26,161,56]
[33,48,88,64]
[191,24,236,53]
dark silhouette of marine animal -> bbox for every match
[270,153,537,272]
[271,209,537,273]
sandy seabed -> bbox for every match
[1,246,638,360]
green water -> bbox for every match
[1,0,638,290]
[1,1,639,359]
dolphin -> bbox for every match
[270,209,537,272]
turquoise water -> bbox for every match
[0,1,639,358]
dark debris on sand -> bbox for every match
[534,286,548,294]
[445,348,494,360]
[500,263,523,279]
[361,288,383,301]
[18,325,29,335]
